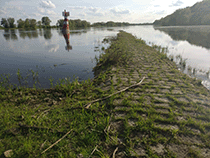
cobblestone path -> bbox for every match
[94,31,210,157]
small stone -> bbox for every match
[77,153,84,158]
[52,100,57,105]
[4,149,13,157]
[44,97,50,102]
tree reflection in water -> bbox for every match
[154,26,210,49]
[43,29,52,40]
[3,29,18,41]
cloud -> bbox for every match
[170,0,184,7]
[48,44,59,52]
[40,0,56,9]
[88,7,100,13]
[37,7,56,15]
[46,10,56,15]
[0,5,26,18]
[155,10,165,15]
[30,12,43,18]
[110,7,130,15]
[67,6,86,10]
[37,7,45,13]
[86,7,104,16]
[0,9,6,15]
[154,5,160,7]
[78,13,86,17]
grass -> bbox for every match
[0,67,115,157]
[1,31,210,157]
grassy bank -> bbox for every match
[1,31,210,157]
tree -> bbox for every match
[25,19,30,28]
[1,18,9,28]
[69,20,76,29]
[30,19,37,29]
[7,18,16,28]
[56,19,64,27]
[17,19,25,28]
[37,21,42,28]
[41,16,51,27]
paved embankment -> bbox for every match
[1,31,210,158]
[93,31,210,157]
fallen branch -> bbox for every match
[84,77,145,108]
[112,147,119,158]
[88,145,98,158]
[41,129,72,154]
[37,109,50,120]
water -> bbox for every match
[1,26,210,89]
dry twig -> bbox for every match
[88,145,98,158]
[84,77,145,108]
[41,129,72,154]
[112,147,119,158]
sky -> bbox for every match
[0,0,203,25]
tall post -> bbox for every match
[62,10,72,51]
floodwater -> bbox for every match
[0,25,210,89]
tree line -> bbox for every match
[1,16,152,30]
[1,17,52,29]
[153,0,210,26]
[56,19,91,29]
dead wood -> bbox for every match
[84,77,145,108]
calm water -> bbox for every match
[1,26,210,89]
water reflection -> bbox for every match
[43,29,52,40]
[154,26,210,49]
[3,29,18,41]
[39,29,43,36]
[62,29,72,51]
[19,29,38,39]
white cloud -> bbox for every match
[67,6,86,10]
[40,0,56,9]
[0,9,6,15]
[78,13,87,17]
[87,7,104,16]
[46,10,56,15]
[156,10,165,15]
[0,5,26,19]
[48,44,59,52]
[88,7,100,13]
[37,7,45,13]
[110,7,130,15]
[170,0,184,7]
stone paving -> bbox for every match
[95,32,210,157]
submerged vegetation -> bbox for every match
[1,31,210,157]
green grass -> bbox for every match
[1,31,210,157]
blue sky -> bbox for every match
[0,0,203,25]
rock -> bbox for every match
[4,150,13,157]
[77,153,84,158]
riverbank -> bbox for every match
[1,31,210,157]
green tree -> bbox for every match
[41,16,51,27]
[107,21,116,27]
[17,19,25,28]
[30,19,37,29]
[56,19,64,27]
[25,19,30,28]
[37,21,42,28]
[7,18,16,28]
[69,20,76,29]
[1,18,9,28]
